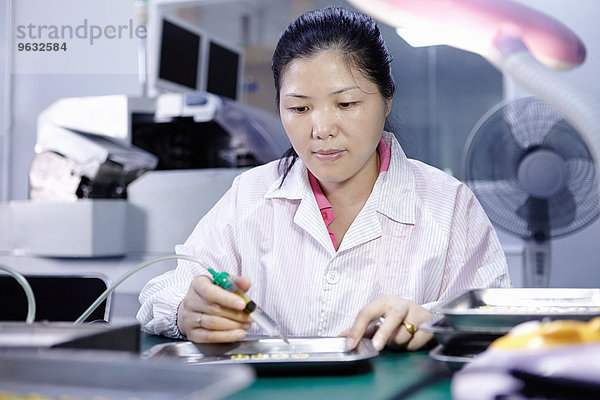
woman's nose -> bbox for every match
[311,110,338,139]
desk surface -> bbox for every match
[141,334,454,400]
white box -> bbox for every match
[8,199,127,257]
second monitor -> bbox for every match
[154,13,244,101]
[206,38,243,101]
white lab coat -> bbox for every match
[137,132,511,338]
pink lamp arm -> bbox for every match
[348,0,586,70]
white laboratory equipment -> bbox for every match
[0,91,289,323]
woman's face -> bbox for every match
[279,50,391,189]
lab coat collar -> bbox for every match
[265,158,335,252]
[265,157,311,201]
[335,132,418,252]
[377,131,417,225]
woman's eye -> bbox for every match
[339,102,356,109]
[290,106,308,113]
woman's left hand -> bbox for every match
[341,296,434,351]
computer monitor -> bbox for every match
[155,15,205,93]
[205,38,244,101]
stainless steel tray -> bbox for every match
[0,348,253,400]
[432,288,600,331]
[144,337,378,367]
[428,343,486,369]
[420,314,507,346]
[0,322,139,352]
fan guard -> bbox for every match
[463,96,600,241]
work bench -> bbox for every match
[141,334,454,400]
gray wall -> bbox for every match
[385,34,503,177]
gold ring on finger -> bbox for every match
[403,322,417,336]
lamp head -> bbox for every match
[347,0,586,70]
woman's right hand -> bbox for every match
[176,275,253,342]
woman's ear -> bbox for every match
[384,98,393,117]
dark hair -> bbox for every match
[272,7,396,183]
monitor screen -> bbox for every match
[205,40,241,100]
[158,19,201,91]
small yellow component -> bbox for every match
[270,353,290,359]
[230,354,250,360]
[0,392,73,400]
[291,353,309,359]
[491,316,600,350]
[250,353,270,360]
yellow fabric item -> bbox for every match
[491,317,600,350]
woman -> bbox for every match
[137,7,511,351]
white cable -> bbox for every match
[74,254,210,324]
[0,263,36,324]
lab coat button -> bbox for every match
[326,271,339,284]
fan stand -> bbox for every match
[524,238,551,288]
[518,150,558,288]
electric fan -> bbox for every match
[463,96,600,287]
